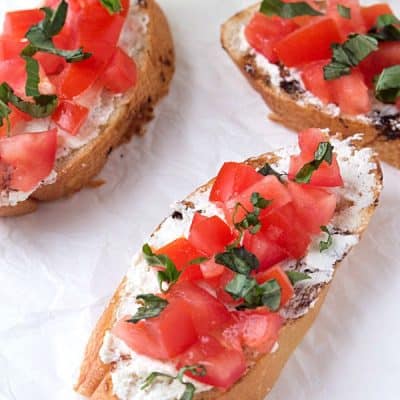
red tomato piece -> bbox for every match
[200,259,225,279]
[0,129,57,192]
[188,212,235,256]
[156,238,204,272]
[0,105,33,138]
[245,13,298,63]
[229,308,283,353]
[179,264,204,282]
[288,182,337,234]
[326,0,366,39]
[255,265,294,307]
[361,3,394,30]
[100,47,137,93]
[224,175,291,224]
[396,98,400,110]
[3,9,43,39]
[52,101,89,136]
[112,298,197,360]
[210,162,263,203]
[298,128,330,157]
[177,335,246,389]
[275,17,342,67]
[0,36,25,61]
[168,281,234,336]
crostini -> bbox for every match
[222,0,400,167]
[0,0,174,217]
[75,128,382,400]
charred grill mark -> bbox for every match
[171,211,183,220]
[372,112,400,140]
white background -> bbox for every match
[0,0,399,399]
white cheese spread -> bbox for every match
[99,136,380,400]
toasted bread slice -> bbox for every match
[0,0,174,217]
[221,4,400,169]
[75,134,382,400]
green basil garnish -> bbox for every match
[368,14,400,42]
[286,270,311,285]
[295,142,333,184]
[337,4,351,19]
[258,162,284,182]
[374,65,400,104]
[260,0,323,18]
[127,294,168,324]
[319,225,333,252]
[215,246,259,276]
[323,34,378,80]
[99,0,123,14]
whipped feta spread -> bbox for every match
[0,0,148,207]
[237,26,399,122]
[100,137,380,400]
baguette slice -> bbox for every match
[76,133,382,400]
[221,3,400,169]
[0,0,174,217]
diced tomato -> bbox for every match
[359,42,400,87]
[177,335,246,389]
[327,0,367,39]
[156,238,204,272]
[245,13,298,63]
[0,36,26,61]
[112,298,197,360]
[0,129,57,192]
[0,105,33,138]
[288,182,336,234]
[188,213,235,256]
[3,9,43,39]
[298,128,329,157]
[275,17,342,67]
[169,281,234,336]
[224,175,291,224]
[100,47,137,93]
[243,231,288,270]
[51,101,89,136]
[255,265,294,307]
[210,162,263,203]
[361,3,394,30]
[228,309,282,353]
[179,264,203,281]
[200,259,225,279]
[285,0,322,26]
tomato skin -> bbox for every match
[112,298,197,360]
[177,335,246,389]
[52,101,89,136]
[0,36,25,61]
[0,129,57,192]
[361,4,393,30]
[188,213,235,257]
[255,265,294,307]
[156,238,204,272]
[3,9,43,39]
[209,162,263,203]
[245,13,298,63]
[100,47,137,93]
[275,17,342,67]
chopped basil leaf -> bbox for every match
[260,0,323,18]
[337,4,351,19]
[369,14,400,41]
[127,294,168,324]
[295,142,333,184]
[99,0,122,14]
[0,84,12,131]
[319,225,333,252]
[324,34,378,80]
[215,246,259,275]
[141,365,206,400]
[374,65,400,103]
[23,56,41,97]
[143,244,181,292]
[227,274,282,312]
[286,270,311,285]
[188,256,209,265]
[258,163,284,181]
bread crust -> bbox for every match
[221,4,400,169]
[75,143,382,400]
[0,0,175,217]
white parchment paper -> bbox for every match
[0,1,399,399]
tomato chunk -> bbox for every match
[0,129,57,192]
[113,298,197,360]
[275,17,342,67]
[210,162,262,203]
[361,3,394,30]
[3,9,43,39]
[255,265,294,307]
[188,213,235,256]
[178,335,246,389]
[52,101,89,136]
[100,47,137,93]
[156,238,203,271]
[0,36,25,61]
[245,13,298,63]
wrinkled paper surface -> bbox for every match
[0,0,399,399]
